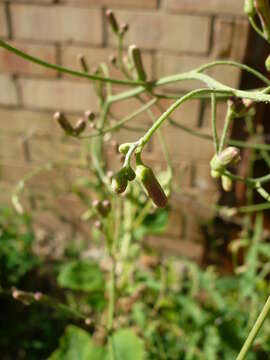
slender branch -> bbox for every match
[211,92,219,152]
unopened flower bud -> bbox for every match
[109,54,117,66]
[111,168,128,194]
[54,112,74,134]
[118,142,132,154]
[84,110,95,121]
[266,54,270,71]
[77,54,89,73]
[93,199,111,217]
[136,165,168,208]
[102,199,111,213]
[221,175,233,192]
[211,147,240,172]
[106,9,119,34]
[120,23,129,35]
[34,292,43,301]
[74,118,86,135]
[211,170,221,179]
[128,45,147,82]
[94,220,102,230]
[244,0,256,17]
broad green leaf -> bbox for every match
[108,328,145,360]
[57,260,104,292]
[48,325,106,360]
[134,208,169,240]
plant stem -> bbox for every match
[211,92,219,152]
[219,105,234,153]
[236,295,270,360]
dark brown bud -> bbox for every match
[84,110,95,121]
[77,54,89,73]
[106,9,119,34]
[74,118,86,135]
[136,165,168,208]
[120,23,129,35]
[54,112,74,134]
[109,54,117,66]
[111,168,128,194]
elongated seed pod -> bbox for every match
[136,165,168,208]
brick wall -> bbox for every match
[0,0,248,260]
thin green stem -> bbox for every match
[236,295,270,360]
[219,105,234,153]
[211,92,219,152]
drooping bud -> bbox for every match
[109,54,117,66]
[54,112,74,134]
[228,97,254,118]
[74,118,86,135]
[136,165,168,208]
[106,9,119,34]
[102,199,111,214]
[221,175,233,192]
[111,168,128,194]
[125,166,136,181]
[128,45,147,82]
[118,142,132,154]
[211,147,241,172]
[244,0,256,17]
[92,199,111,217]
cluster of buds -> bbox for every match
[228,97,255,118]
[211,147,241,192]
[111,143,168,208]
[106,9,129,37]
[54,110,96,136]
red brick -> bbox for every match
[231,19,249,62]
[0,75,18,105]
[108,11,211,53]
[0,41,57,76]
[156,53,208,91]
[211,17,234,58]
[0,3,8,37]
[62,0,158,8]
[11,4,103,44]
[167,0,245,15]
[18,78,99,112]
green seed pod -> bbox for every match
[244,0,256,17]
[118,143,132,155]
[54,112,74,134]
[74,118,86,135]
[106,9,119,34]
[111,168,128,194]
[128,45,147,82]
[221,175,233,192]
[136,165,168,208]
[211,147,240,172]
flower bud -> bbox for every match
[125,166,136,181]
[128,45,147,82]
[109,54,117,66]
[106,9,119,34]
[221,175,233,192]
[120,23,129,35]
[211,147,240,172]
[211,170,221,179]
[244,0,256,17]
[111,168,128,194]
[54,112,74,134]
[77,54,89,73]
[136,165,168,208]
[93,199,111,217]
[118,142,132,154]
[74,118,86,135]
[84,110,95,122]
[266,54,270,71]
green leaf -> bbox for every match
[108,329,145,360]
[48,325,106,360]
[134,208,169,240]
[57,260,104,292]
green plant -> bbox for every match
[2,2,270,359]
